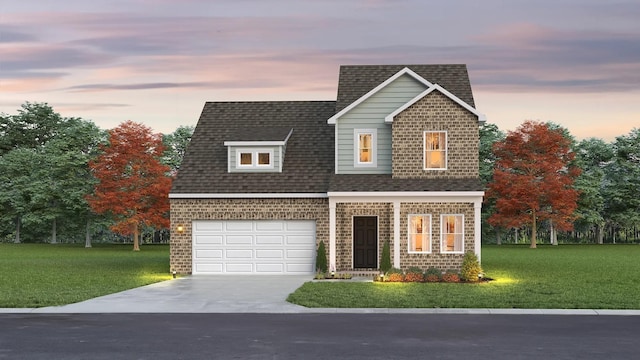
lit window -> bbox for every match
[354,129,377,167]
[441,215,463,253]
[359,134,372,163]
[408,215,431,253]
[424,131,447,169]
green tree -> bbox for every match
[162,125,194,176]
[479,122,505,244]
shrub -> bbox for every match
[460,251,483,282]
[442,270,460,283]
[316,241,327,273]
[424,267,442,282]
[404,267,424,282]
[386,267,404,282]
[380,240,392,273]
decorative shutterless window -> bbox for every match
[424,131,447,170]
[441,214,464,253]
[236,149,274,169]
[408,214,431,253]
[354,129,377,167]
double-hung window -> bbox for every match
[354,129,377,167]
[408,214,431,253]
[441,214,464,253]
[424,131,447,170]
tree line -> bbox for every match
[0,102,193,247]
[481,121,640,245]
[1,102,638,247]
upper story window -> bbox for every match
[408,214,431,253]
[354,129,377,167]
[236,148,274,169]
[424,131,447,170]
[441,214,464,253]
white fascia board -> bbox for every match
[224,141,286,146]
[328,191,484,204]
[327,67,432,124]
[169,193,328,199]
[384,84,487,123]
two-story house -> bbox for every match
[169,64,485,275]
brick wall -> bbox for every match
[392,91,479,179]
[170,198,329,274]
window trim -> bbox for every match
[235,148,274,169]
[354,129,377,167]
[408,214,432,254]
[424,131,447,170]
[440,214,464,254]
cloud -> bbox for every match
[0,25,37,43]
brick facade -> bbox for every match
[392,91,479,179]
[170,198,329,274]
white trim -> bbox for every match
[384,83,487,123]
[334,123,339,174]
[408,214,432,254]
[354,128,377,167]
[169,193,328,199]
[424,131,448,170]
[328,191,484,200]
[393,201,400,268]
[329,201,337,272]
[235,148,274,169]
[440,214,465,254]
[327,67,432,124]
[225,140,286,146]
[474,201,482,263]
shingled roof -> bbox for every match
[335,64,475,112]
[170,101,336,194]
[328,174,484,192]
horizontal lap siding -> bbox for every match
[337,75,427,174]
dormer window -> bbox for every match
[354,129,377,167]
[237,149,274,169]
[424,131,447,170]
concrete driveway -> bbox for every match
[29,275,314,313]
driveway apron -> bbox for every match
[32,275,313,313]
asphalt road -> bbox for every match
[1,313,638,359]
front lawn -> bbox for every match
[0,243,171,308]
[288,245,640,309]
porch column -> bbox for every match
[474,200,482,263]
[329,199,337,271]
[393,200,400,268]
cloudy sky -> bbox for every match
[1,0,638,140]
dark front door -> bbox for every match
[353,216,378,268]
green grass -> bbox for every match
[288,245,640,309]
[0,243,171,308]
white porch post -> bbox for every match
[393,200,400,268]
[329,199,337,271]
[474,200,482,263]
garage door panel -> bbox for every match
[195,263,223,273]
[194,221,223,232]
[256,235,284,245]
[256,221,284,231]
[196,249,223,259]
[226,235,253,245]
[256,264,284,273]
[225,263,253,273]
[193,220,315,275]
[226,249,253,259]
[194,235,223,245]
[225,222,253,231]
[256,249,284,259]
[287,235,315,245]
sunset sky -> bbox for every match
[1,0,638,140]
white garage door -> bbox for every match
[192,220,316,274]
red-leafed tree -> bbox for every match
[87,121,172,251]
[487,121,580,248]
